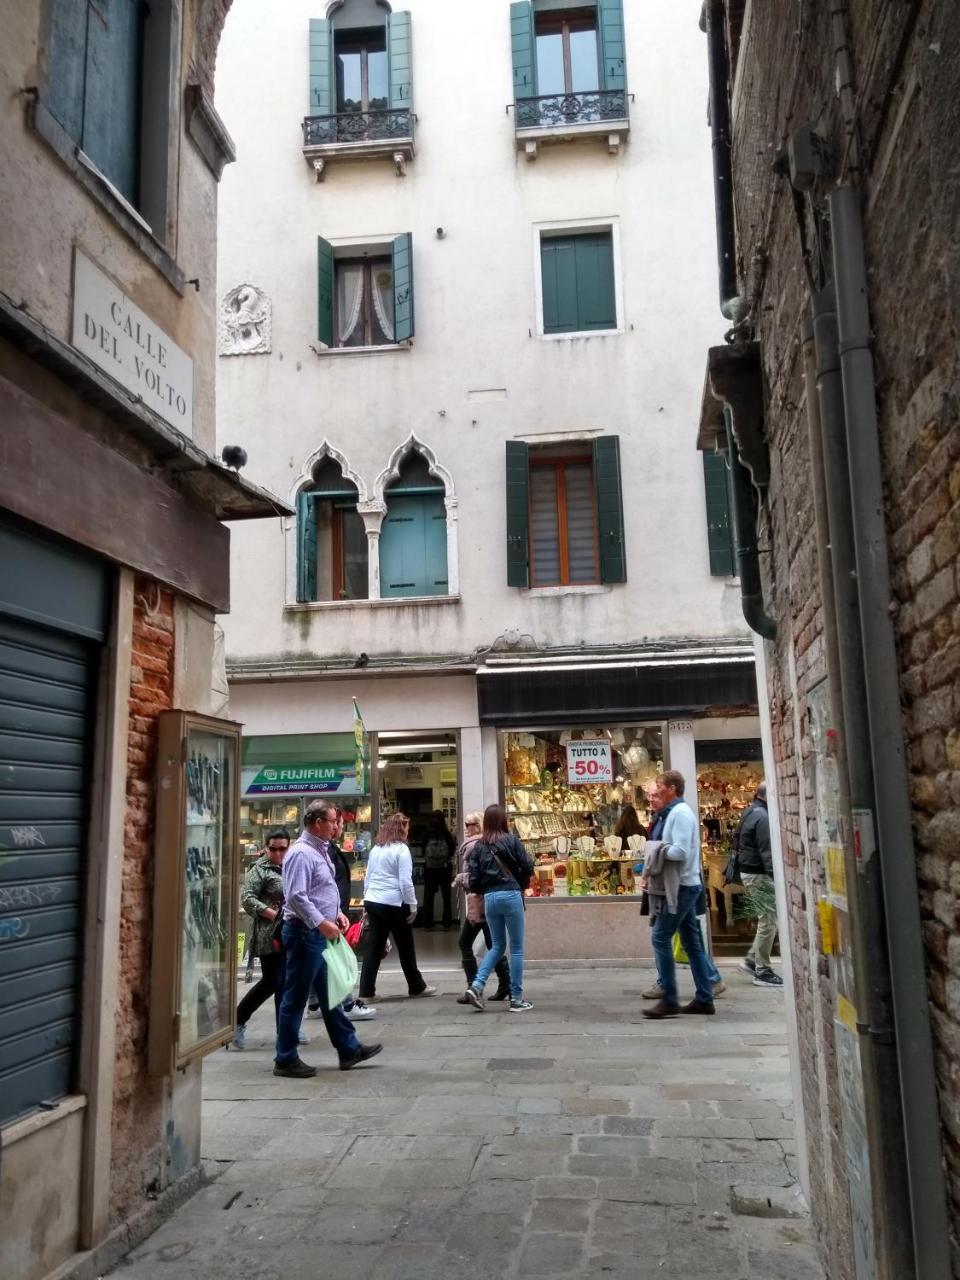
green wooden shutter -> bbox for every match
[541,234,616,334]
[506,441,531,588]
[597,0,626,92]
[424,496,448,594]
[510,2,537,101]
[317,236,334,347]
[309,18,334,115]
[46,0,89,140]
[593,435,626,583]
[702,451,735,576]
[387,11,413,109]
[392,233,415,343]
[297,492,318,601]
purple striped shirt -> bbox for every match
[281,830,340,930]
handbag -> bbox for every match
[723,849,742,885]
[673,932,689,965]
[344,918,364,949]
[323,934,359,1007]
[466,892,485,924]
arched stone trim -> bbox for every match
[290,441,369,505]
[325,0,392,18]
[372,434,456,505]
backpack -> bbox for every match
[423,836,450,869]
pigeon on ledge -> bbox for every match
[221,445,248,471]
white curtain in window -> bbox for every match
[337,264,364,344]
[372,268,395,342]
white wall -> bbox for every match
[229,674,480,734]
[215,0,742,665]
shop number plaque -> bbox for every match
[566,739,613,785]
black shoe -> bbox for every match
[681,999,716,1015]
[339,1043,383,1071]
[642,1000,680,1020]
[488,987,511,1002]
[307,1001,320,1012]
[456,992,472,1004]
[273,1056,317,1078]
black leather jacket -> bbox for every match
[467,834,533,894]
[735,801,772,875]
[330,842,352,912]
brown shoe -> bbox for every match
[641,984,664,1000]
[642,1000,681,1019]
[681,999,716,1015]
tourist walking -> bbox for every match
[642,770,717,1019]
[307,807,377,1021]
[463,804,535,1013]
[735,783,783,987]
[358,813,437,1001]
[274,802,382,1077]
[421,809,456,930]
[232,829,291,1050]
[455,811,510,1004]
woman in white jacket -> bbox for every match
[358,813,437,1001]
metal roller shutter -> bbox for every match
[0,614,94,1125]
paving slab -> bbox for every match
[106,962,825,1280]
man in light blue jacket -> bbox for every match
[642,770,717,1019]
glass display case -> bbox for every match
[149,711,241,1074]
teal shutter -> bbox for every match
[380,495,445,598]
[505,441,530,588]
[541,234,616,334]
[317,236,334,347]
[386,11,413,109]
[702,452,735,576]
[46,0,89,140]
[597,0,626,92]
[510,2,537,101]
[296,492,318,601]
[593,435,626,583]
[309,18,334,115]
[392,233,414,343]
[82,0,144,204]
[424,497,449,594]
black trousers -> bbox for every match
[458,918,510,989]
[359,900,428,998]
[422,866,453,927]
[236,949,284,1028]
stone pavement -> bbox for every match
[110,960,826,1280]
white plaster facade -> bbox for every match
[215,0,757,793]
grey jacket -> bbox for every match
[644,840,680,921]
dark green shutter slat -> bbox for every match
[81,0,144,204]
[46,0,89,140]
[309,18,334,115]
[506,440,530,588]
[297,492,318,601]
[387,11,413,109]
[392,233,414,343]
[702,452,735,576]
[593,435,626,583]
[317,235,334,347]
[510,2,537,101]
[541,234,615,334]
[597,0,626,92]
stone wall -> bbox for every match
[110,578,176,1223]
[725,0,960,1273]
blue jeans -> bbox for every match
[651,884,715,1006]
[276,921,360,1064]
[473,889,525,998]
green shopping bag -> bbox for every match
[673,932,690,966]
[323,934,359,1006]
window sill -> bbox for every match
[538,329,623,342]
[287,594,460,612]
[313,342,412,357]
[29,100,185,295]
[524,584,613,598]
[516,118,629,159]
[302,136,415,182]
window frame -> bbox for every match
[528,451,600,588]
[334,255,394,348]
[532,217,623,340]
[534,7,600,96]
[334,28,389,114]
[297,486,369,603]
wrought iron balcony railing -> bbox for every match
[302,108,414,147]
[515,89,628,131]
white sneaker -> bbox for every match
[347,1003,377,1021]
[298,1028,310,1044]
[230,1024,246,1050]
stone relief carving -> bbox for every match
[219,283,271,355]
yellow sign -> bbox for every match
[836,993,858,1034]
[818,900,837,954]
[825,844,847,908]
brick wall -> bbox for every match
[725,0,960,1273]
[110,577,176,1223]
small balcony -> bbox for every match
[514,89,630,159]
[301,108,415,181]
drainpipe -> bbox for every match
[829,183,951,1280]
[809,289,914,1279]
[723,407,776,640]
[701,0,746,322]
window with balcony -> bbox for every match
[511,0,627,153]
[506,438,626,588]
[380,453,448,599]
[303,3,413,178]
[297,457,369,602]
[316,234,414,349]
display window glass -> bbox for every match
[501,726,663,897]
